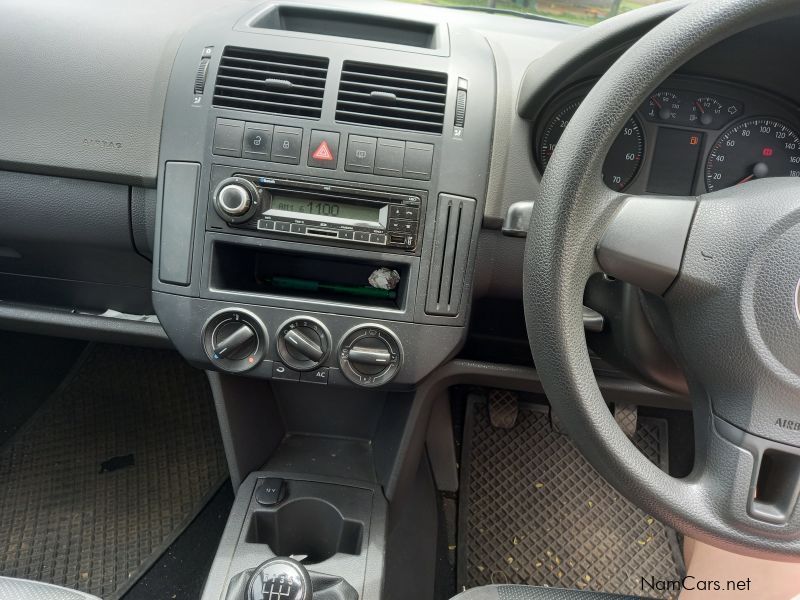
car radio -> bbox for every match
[210,174,424,251]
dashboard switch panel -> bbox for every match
[243,123,273,160]
[213,118,244,157]
[402,142,434,180]
[271,126,303,164]
[345,135,377,173]
[308,130,340,169]
[374,139,405,177]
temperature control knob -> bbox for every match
[276,317,331,371]
[202,309,267,373]
[339,324,402,387]
[213,177,259,223]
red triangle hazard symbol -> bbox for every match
[312,140,334,161]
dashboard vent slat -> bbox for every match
[336,61,447,134]
[213,47,329,119]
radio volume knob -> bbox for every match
[213,178,259,223]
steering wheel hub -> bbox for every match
[667,179,800,446]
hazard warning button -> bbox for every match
[308,130,340,169]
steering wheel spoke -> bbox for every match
[596,194,696,295]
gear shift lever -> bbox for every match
[245,557,312,600]
[226,556,358,600]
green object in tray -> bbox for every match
[268,276,397,299]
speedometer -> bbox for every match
[538,100,644,191]
[705,118,800,191]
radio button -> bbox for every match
[354,231,370,243]
[258,220,275,231]
[374,139,405,177]
[290,223,306,234]
[388,218,417,235]
[345,135,377,174]
[389,206,419,220]
[271,126,303,165]
[370,233,387,245]
[339,230,354,240]
[274,221,291,232]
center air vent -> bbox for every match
[336,62,447,134]
[213,47,329,119]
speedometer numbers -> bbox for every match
[539,100,644,191]
[705,118,800,191]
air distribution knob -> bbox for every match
[338,324,402,387]
[213,177,259,223]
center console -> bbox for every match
[151,1,495,598]
[153,1,494,390]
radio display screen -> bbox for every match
[272,194,381,223]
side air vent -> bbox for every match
[213,47,329,119]
[426,194,477,317]
[336,62,447,134]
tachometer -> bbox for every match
[705,118,800,191]
[538,100,644,191]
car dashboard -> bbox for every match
[2,0,800,393]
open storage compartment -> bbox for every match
[246,498,363,564]
[209,241,410,310]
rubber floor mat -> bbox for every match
[459,397,683,599]
[0,344,228,599]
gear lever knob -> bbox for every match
[246,557,312,600]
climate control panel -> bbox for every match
[200,310,403,387]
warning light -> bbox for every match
[689,136,699,146]
[762,147,774,157]
[248,356,255,364]
[311,140,334,161]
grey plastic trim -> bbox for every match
[501,200,533,237]
[236,3,451,57]
[715,416,800,525]
[159,162,201,285]
[0,302,170,347]
[517,0,688,120]
[425,194,477,316]
[582,306,605,333]
[596,196,697,295]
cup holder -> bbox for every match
[246,498,363,564]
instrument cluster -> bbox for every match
[534,75,800,195]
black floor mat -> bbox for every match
[0,344,228,599]
[122,481,234,600]
[458,396,683,599]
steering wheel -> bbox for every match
[525,0,800,559]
